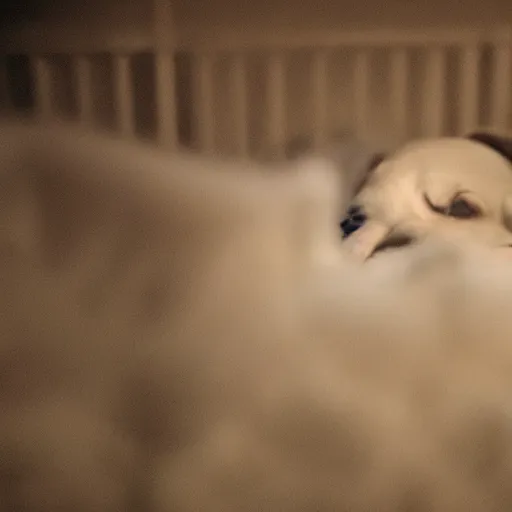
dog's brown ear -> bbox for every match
[467,132,512,163]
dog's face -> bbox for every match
[342,133,512,260]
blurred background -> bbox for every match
[1,0,511,157]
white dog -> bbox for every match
[340,132,512,261]
[3,120,512,512]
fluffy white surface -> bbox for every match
[2,120,512,511]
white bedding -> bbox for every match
[1,119,512,511]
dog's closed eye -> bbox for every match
[448,197,481,218]
[424,194,481,219]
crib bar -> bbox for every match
[32,56,53,118]
[422,47,446,137]
[153,0,178,148]
[193,53,215,153]
[389,48,409,144]
[113,54,135,137]
[353,50,371,139]
[490,42,511,131]
[266,52,287,157]
[154,53,178,148]
[176,28,498,53]
[311,50,329,150]
[75,55,94,125]
[457,45,480,134]
[4,27,501,54]
[230,54,249,157]
[0,57,12,112]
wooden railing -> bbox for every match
[1,26,511,156]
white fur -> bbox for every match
[2,120,512,511]
[347,136,512,260]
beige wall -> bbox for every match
[5,0,511,43]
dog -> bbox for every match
[4,119,512,511]
[340,132,512,261]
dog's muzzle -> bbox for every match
[341,204,415,260]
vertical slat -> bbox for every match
[33,56,53,118]
[193,53,215,153]
[266,52,286,157]
[389,48,409,144]
[75,55,94,125]
[490,42,512,131]
[153,0,178,148]
[113,54,135,136]
[422,47,446,137]
[0,57,12,112]
[154,54,178,148]
[457,44,480,135]
[230,54,249,157]
[311,50,329,150]
[353,50,371,139]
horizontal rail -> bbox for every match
[1,29,153,55]
[2,26,511,55]
[176,26,512,51]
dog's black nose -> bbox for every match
[341,204,367,238]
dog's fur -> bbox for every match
[344,132,512,260]
[4,120,512,511]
